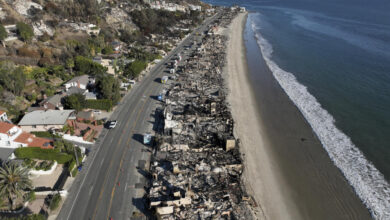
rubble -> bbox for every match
[13,0,43,17]
[146,9,254,220]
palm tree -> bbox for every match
[0,162,32,210]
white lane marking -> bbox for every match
[89,187,93,196]
[64,128,110,220]
[64,15,218,220]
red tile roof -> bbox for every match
[14,132,34,144]
[29,137,53,149]
[0,121,16,134]
[14,132,53,149]
[0,110,5,115]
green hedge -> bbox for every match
[49,193,61,210]
[68,159,78,177]
[71,168,78,177]
[85,99,112,111]
[31,131,60,138]
[2,214,45,220]
[68,160,76,171]
[15,148,73,164]
[26,191,36,202]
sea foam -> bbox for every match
[250,17,390,219]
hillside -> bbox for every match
[0,0,210,121]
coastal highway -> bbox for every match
[57,12,220,220]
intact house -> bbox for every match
[0,122,53,149]
[189,4,202,11]
[0,110,8,122]
[85,92,97,100]
[0,147,15,161]
[76,111,95,122]
[86,24,100,36]
[64,75,94,91]
[39,94,65,110]
[111,41,122,53]
[34,75,96,111]
[64,75,97,99]
[18,110,76,133]
[93,56,115,75]
[66,87,87,96]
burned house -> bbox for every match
[147,10,254,220]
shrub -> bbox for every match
[102,45,113,55]
[0,24,7,41]
[41,48,53,58]
[85,99,112,111]
[49,193,61,210]
[15,148,73,164]
[38,32,51,42]
[17,47,41,58]
[26,191,36,202]
[61,124,75,136]
[26,93,37,102]
[74,56,106,76]
[16,22,34,42]
[44,88,55,96]
[2,214,46,220]
[37,160,54,171]
[68,159,76,172]
[31,131,58,138]
[44,2,60,13]
[0,65,26,95]
[71,168,78,177]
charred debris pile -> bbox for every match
[147,10,255,219]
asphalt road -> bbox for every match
[57,13,221,220]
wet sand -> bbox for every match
[225,12,372,220]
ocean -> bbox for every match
[204,0,390,218]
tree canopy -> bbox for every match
[16,22,34,42]
[0,163,32,210]
[0,62,26,96]
[123,60,147,79]
[95,74,120,103]
[63,93,86,111]
[0,24,7,41]
[130,9,201,36]
[74,56,106,76]
[102,45,113,55]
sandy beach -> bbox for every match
[225,12,299,220]
[225,12,371,220]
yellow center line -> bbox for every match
[105,88,155,219]
[91,97,140,219]
[90,134,123,220]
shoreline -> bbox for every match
[224,12,298,219]
[225,12,372,219]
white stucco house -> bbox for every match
[64,75,92,91]
[0,122,53,149]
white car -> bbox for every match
[93,110,101,114]
[108,120,117,129]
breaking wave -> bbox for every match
[250,17,390,219]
